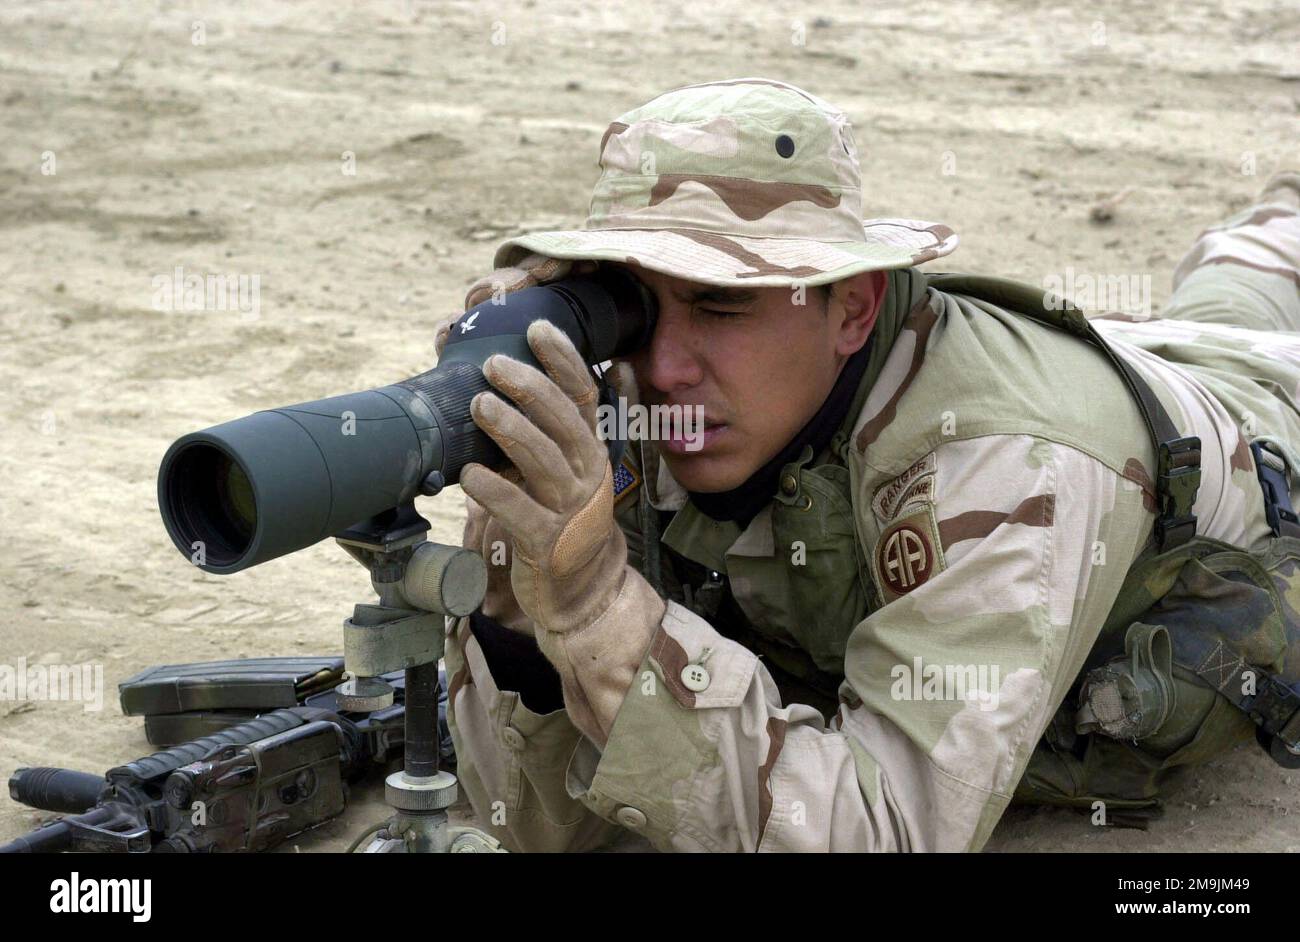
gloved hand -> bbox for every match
[462,252,594,310]
[435,253,594,637]
[435,318,533,635]
[460,321,664,746]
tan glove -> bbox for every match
[435,254,590,637]
[462,253,594,311]
[434,251,592,363]
[460,321,664,746]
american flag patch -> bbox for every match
[613,457,641,503]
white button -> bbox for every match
[501,726,525,751]
[616,807,647,829]
[680,663,711,692]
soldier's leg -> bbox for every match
[1161,172,1300,332]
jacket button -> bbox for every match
[501,726,525,751]
[616,807,647,829]
[780,472,798,496]
[680,663,711,692]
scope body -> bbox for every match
[158,269,656,574]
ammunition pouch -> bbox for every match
[1077,623,1176,742]
[1017,532,1300,820]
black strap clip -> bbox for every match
[1250,440,1300,538]
[1243,672,1300,768]
[1154,436,1201,550]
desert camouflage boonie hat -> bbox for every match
[493,77,958,288]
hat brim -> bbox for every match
[493,218,958,288]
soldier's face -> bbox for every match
[612,263,885,493]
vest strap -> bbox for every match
[925,273,1202,550]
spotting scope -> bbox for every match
[157,267,657,575]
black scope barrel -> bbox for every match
[157,267,656,574]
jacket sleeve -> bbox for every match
[443,613,628,853]
[561,434,1155,851]
[442,476,657,854]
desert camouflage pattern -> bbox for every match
[446,194,1300,852]
[493,79,958,287]
[1165,197,1300,333]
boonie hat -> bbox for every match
[492,77,958,287]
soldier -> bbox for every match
[435,78,1300,851]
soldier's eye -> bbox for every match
[699,308,744,320]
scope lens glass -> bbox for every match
[221,459,256,534]
[164,444,257,567]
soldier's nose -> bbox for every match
[640,314,705,394]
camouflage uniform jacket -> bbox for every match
[444,262,1300,852]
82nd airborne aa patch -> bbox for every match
[872,454,946,603]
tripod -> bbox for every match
[333,501,503,853]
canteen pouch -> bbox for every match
[1014,534,1300,822]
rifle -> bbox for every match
[3,706,381,853]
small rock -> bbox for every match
[1089,186,1134,224]
[564,80,581,91]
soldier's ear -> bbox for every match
[830,270,887,356]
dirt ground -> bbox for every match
[1,0,1297,853]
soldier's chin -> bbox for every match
[659,440,755,493]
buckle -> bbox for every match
[1250,440,1300,537]
[1155,437,1201,549]
[1245,673,1300,767]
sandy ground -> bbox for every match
[1,0,1297,853]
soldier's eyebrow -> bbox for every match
[673,285,758,307]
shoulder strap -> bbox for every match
[925,273,1201,550]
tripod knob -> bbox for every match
[402,542,486,616]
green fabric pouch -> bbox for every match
[1015,535,1300,823]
